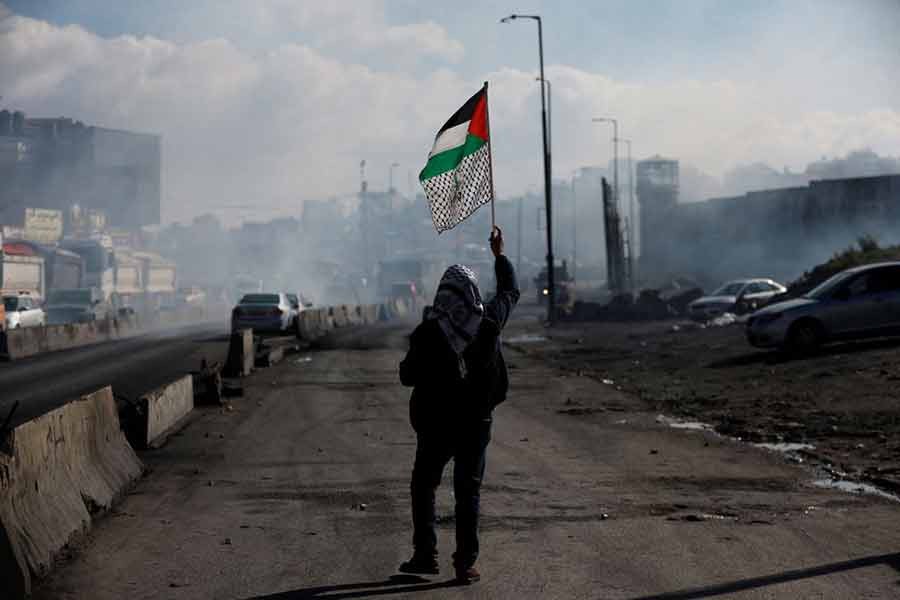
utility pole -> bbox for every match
[502,13,555,322]
[593,117,619,216]
[517,197,523,277]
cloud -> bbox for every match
[253,0,464,63]
[1,10,897,226]
[483,65,900,194]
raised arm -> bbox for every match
[485,227,520,330]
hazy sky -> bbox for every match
[1,0,898,223]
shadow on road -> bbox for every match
[244,575,460,599]
[631,552,900,599]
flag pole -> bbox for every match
[483,81,496,230]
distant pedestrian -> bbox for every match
[398,226,520,584]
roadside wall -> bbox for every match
[0,316,143,361]
[0,308,228,362]
[295,302,401,343]
[0,387,143,597]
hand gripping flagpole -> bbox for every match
[483,81,496,231]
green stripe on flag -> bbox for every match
[419,134,486,181]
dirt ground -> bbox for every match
[505,314,900,497]
[33,319,900,599]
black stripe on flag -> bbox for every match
[436,87,485,135]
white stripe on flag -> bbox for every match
[428,120,469,159]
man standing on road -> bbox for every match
[398,227,520,584]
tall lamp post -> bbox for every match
[592,117,619,212]
[535,77,552,150]
[536,76,555,270]
[502,13,555,322]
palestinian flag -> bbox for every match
[419,84,493,233]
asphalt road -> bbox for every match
[34,319,900,599]
[0,322,230,427]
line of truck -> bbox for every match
[0,236,176,330]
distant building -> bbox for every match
[636,156,679,274]
[0,109,161,231]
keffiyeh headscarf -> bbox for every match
[425,264,484,358]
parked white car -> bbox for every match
[3,294,46,329]
[689,278,787,321]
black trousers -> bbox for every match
[410,417,492,568]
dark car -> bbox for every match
[45,289,112,325]
[747,262,900,352]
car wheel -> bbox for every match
[785,320,822,355]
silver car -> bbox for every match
[688,278,787,320]
[231,292,293,334]
[747,262,900,352]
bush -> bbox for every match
[787,236,900,296]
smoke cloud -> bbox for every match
[1,1,898,227]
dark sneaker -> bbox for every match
[399,555,439,575]
[455,565,481,585]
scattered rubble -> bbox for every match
[563,280,704,323]
[192,359,223,405]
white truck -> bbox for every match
[1,241,46,302]
[60,238,115,302]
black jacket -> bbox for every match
[399,255,520,431]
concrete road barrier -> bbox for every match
[295,303,398,342]
[347,305,363,326]
[297,309,326,341]
[0,386,143,598]
[361,304,378,324]
[139,375,194,449]
[1,316,144,361]
[224,328,254,377]
[332,305,349,328]
[392,298,409,317]
[377,303,393,322]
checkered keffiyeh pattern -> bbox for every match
[422,144,493,233]
[425,263,484,358]
[442,264,479,287]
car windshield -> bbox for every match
[240,294,280,304]
[805,270,858,299]
[712,282,745,296]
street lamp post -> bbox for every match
[503,13,555,322]
[535,77,552,150]
[592,117,619,213]
[536,76,556,272]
